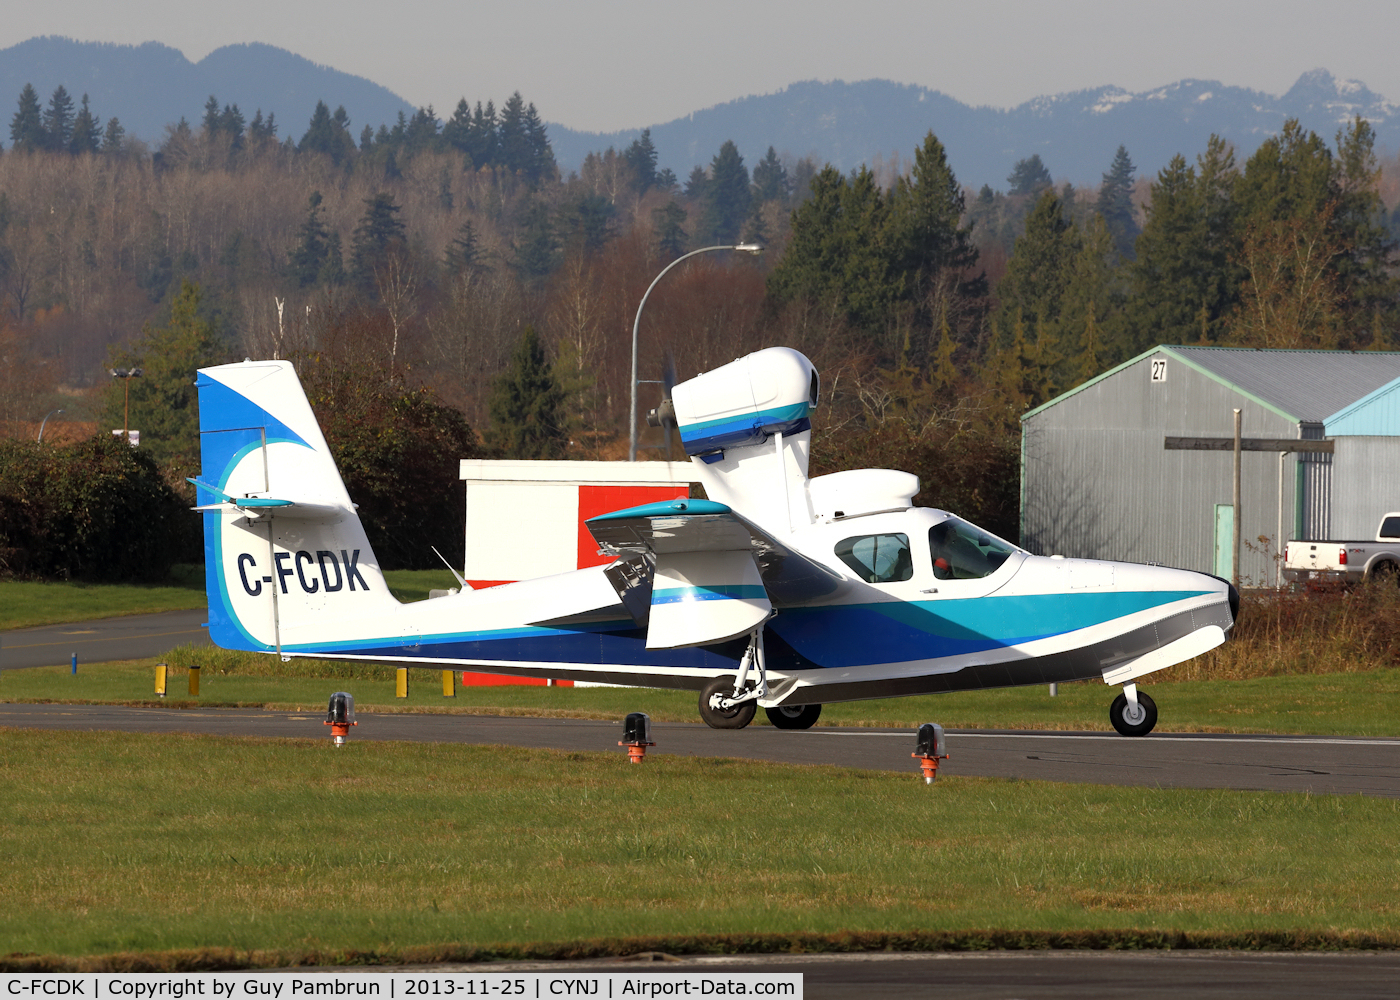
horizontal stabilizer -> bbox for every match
[187,477,347,520]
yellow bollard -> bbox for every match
[155,663,168,698]
[441,670,455,698]
[395,667,409,699]
[188,665,200,697]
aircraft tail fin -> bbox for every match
[195,361,399,653]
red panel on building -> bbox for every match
[576,484,689,569]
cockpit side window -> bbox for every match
[835,533,913,583]
[928,519,1016,580]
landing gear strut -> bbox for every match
[699,674,756,729]
[1109,683,1158,737]
[698,626,770,730]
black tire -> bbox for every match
[698,675,757,730]
[1368,561,1400,587]
[765,704,822,730]
[1109,690,1158,737]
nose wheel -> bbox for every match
[1109,686,1158,737]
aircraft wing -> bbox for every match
[583,498,848,649]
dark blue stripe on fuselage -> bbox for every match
[306,590,1207,673]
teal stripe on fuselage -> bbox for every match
[768,589,1212,668]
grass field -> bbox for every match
[0,729,1396,962]
[0,566,206,630]
[0,569,461,630]
[6,657,1400,737]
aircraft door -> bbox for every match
[1213,504,1234,580]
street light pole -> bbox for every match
[110,368,143,445]
[37,409,64,442]
[629,243,763,461]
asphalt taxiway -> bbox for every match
[393,950,1400,1000]
[2,702,1398,797]
[0,609,210,670]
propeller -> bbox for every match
[646,350,679,460]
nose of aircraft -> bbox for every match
[1197,571,1240,629]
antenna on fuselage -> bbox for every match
[430,545,468,590]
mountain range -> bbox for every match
[549,71,1400,188]
[3,36,1397,189]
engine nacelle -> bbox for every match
[671,348,818,462]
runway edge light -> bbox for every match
[619,712,655,763]
[325,691,356,746]
[912,722,948,784]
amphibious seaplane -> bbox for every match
[192,348,1236,736]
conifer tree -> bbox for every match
[750,146,789,204]
[465,100,497,169]
[624,128,659,193]
[202,95,222,136]
[101,280,227,465]
[647,202,684,259]
[1096,145,1139,261]
[486,326,567,459]
[320,232,346,286]
[403,106,440,156]
[1130,137,1240,350]
[220,103,246,151]
[299,100,353,165]
[521,100,555,184]
[443,221,484,277]
[68,94,100,155]
[289,192,331,287]
[887,131,983,301]
[349,192,407,291]
[993,190,1078,351]
[42,85,75,152]
[1007,155,1053,197]
[101,116,125,154]
[497,92,529,174]
[700,140,751,244]
[767,164,893,331]
[684,165,708,200]
[9,84,44,151]
[443,98,472,151]
[512,198,558,279]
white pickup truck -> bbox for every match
[1283,513,1400,584]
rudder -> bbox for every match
[194,361,399,653]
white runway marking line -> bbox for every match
[805,730,1400,747]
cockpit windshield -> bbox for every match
[928,517,1019,581]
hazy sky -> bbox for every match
[4,0,1399,133]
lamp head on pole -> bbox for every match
[733,243,765,254]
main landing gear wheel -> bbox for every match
[699,675,757,730]
[765,704,822,730]
[1109,690,1158,737]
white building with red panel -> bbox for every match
[456,460,701,685]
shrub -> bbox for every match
[0,435,194,581]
